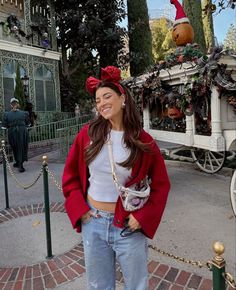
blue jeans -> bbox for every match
[81,204,148,290]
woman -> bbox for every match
[62,66,170,290]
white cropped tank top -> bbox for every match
[88,130,131,202]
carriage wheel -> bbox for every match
[230,170,236,217]
[191,149,226,174]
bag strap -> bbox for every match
[107,141,150,201]
[107,140,121,189]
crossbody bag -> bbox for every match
[107,140,151,211]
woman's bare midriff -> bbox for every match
[87,195,116,213]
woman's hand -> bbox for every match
[81,211,93,224]
[127,214,141,231]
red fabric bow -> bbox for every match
[86,66,124,96]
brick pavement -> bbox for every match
[0,202,233,290]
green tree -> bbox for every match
[183,0,207,53]
[151,18,175,61]
[224,24,236,51]
[14,64,25,110]
[127,0,153,76]
[51,0,127,111]
[202,0,215,51]
[54,0,126,77]
[215,0,236,12]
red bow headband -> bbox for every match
[86,66,125,96]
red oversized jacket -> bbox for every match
[62,124,170,239]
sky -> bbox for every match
[146,0,236,44]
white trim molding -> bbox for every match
[0,40,61,60]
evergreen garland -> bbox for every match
[125,47,236,133]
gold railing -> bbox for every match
[29,114,92,143]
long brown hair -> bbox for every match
[85,81,150,168]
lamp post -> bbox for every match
[21,75,29,101]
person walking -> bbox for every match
[2,98,30,172]
[62,66,170,290]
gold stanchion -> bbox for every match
[212,241,226,290]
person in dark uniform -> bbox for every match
[2,98,30,172]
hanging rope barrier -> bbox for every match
[1,140,43,189]
[45,165,62,192]
[148,244,211,269]
[1,139,236,289]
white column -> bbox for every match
[210,85,225,151]
[143,107,150,132]
[211,85,222,134]
[185,115,194,146]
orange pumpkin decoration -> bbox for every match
[168,107,184,120]
[170,0,194,46]
[172,23,194,46]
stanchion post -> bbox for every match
[1,140,10,209]
[42,155,53,259]
[212,241,226,290]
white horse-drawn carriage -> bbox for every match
[127,49,236,216]
[129,50,236,174]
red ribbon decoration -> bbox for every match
[86,66,125,96]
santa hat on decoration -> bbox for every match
[170,0,189,26]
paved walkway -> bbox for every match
[0,150,234,290]
[0,202,213,290]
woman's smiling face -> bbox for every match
[95,87,125,123]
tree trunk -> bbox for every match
[183,0,207,53]
[202,0,215,51]
[61,44,69,77]
[127,0,153,76]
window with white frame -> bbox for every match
[34,65,56,111]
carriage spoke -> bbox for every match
[209,151,222,166]
[207,152,214,171]
[191,149,226,173]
